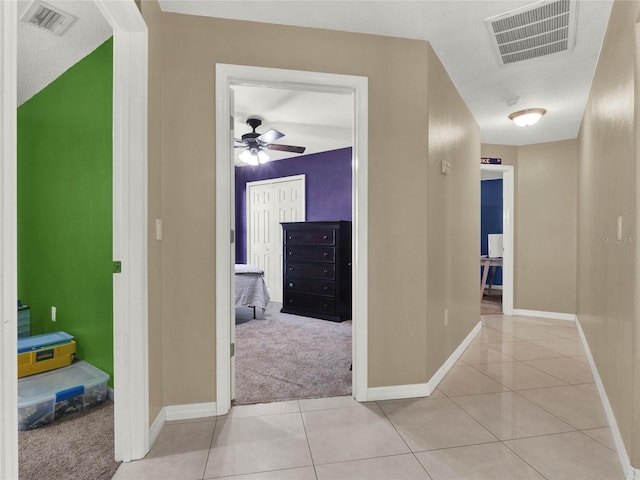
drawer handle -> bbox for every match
[288,299,294,304]
[323,286,329,291]
[323,269,329,273]
[289,251,295,256]
[323,235,328,240]
[323,252,329,257]
[289,267,295,271]
[323,304,329,308]
[288,235,294,240]
[288,282,295,288]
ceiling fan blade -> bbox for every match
[257,129,284,144]
[267,144,306,154]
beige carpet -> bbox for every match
[19,399,120,480]
[234,301,352,405]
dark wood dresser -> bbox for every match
[281,221,352,322]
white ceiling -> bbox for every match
[232,85,352,164]
[17,0,614,153]
[17,1,112,106]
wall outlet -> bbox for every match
[444,308,449,327]
[51,306,56,322]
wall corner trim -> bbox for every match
[365,320,481,402]
[512,309,577,322]
[164,402,218,422]
[575,316,633,479]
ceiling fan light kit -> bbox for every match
[235,118,306,165]
[239,149,270,165]
[509,108,547,127]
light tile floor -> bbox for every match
[112,315,625,480]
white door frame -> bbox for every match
[216,64,368,414]
[0,2,149,473]
[481,164,514,315]
[246,174,306,303]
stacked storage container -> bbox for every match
[17,301,30,338]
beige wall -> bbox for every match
[480,141,577,314]
[142,1,479,406]
[577,0,640,466]
[517,141,577,313]
[145,0,164,424]
[427,45,481,378]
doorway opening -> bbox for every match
[480,164,514,316]
[1,2,148,476]
[215,64,369,415]
[234,85,352,403]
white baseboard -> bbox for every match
[149,408,166,448]
[148,402,216,451]
[512,309,577,322]
[366,383,429,401]
[427,320,482,391]
[366,320,481,402]
[165,402,217,422]
[575,317,635,479]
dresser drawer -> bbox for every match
[285,262,335,279]
[283,293,336,315]
[285,278,335,297]
[285,246,335,263]
[285,229,335,245]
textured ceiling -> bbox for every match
[17,1,112,106]
[17,0,614,150]
[159,0,614,146]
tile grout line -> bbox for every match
[297,405,320,480]
[499,438,551,480]
[374,399,434,479]
[199,416,218,480]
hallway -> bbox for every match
[113,315,624,480]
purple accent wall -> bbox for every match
[235,147,352,263]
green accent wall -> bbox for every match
[17,38,114,385]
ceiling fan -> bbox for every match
[235,118,306,165]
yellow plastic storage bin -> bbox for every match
[17,332,76,378]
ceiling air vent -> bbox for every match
[20,1,77,36]
[485,0,577,66]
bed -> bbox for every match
[235,264,271,318]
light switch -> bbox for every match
[441,160,451,175]
[617,216,623,241]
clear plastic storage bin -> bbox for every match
[18,360,109,430]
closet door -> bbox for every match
[247,175,305,303]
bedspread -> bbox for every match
[235,264,270,314]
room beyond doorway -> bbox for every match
[480,164,514,316]
[232,84,354,405]
[215,64,369,414]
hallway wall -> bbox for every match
[577,0,640,467]
[481,141,577,315]
[142,0,479,406]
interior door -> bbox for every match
[247,175,305,303]
[229,88,236,400]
